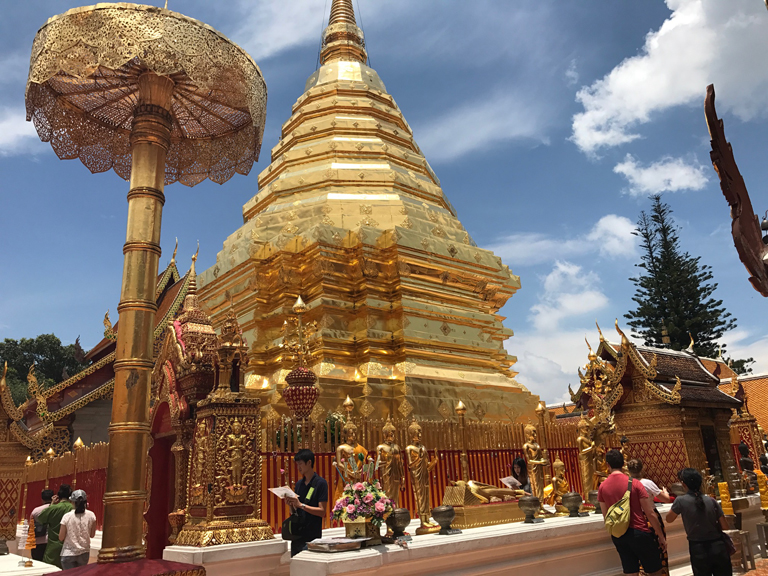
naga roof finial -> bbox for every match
[685,332,695,354]
[170,237,178,266]
[596,320,605,342]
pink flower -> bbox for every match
[375,481,381,490]
[363,494,374,504]
[344,484,351,491]
[354,498,360,506]
[354,483,364,492]
[280,468,285,474]
[375,501,386,513]
[346,504,356,514]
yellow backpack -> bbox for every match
[604,477,633,538]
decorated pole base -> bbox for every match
[344,518,382,546]
[175,518,274,547]
[415,522,440,535]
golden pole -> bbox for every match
[535,401,551,488]
[44,448,55,490]
[19,457,32,525]
[455,401,469,482]
[72,437,84,489]
[99,72,174,563]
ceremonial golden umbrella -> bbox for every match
[25,3,266,562]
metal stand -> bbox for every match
[756,523,768,558]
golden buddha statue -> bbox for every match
[406,421,440,534]
[577,417,595,498]
[377,416,404,508]
[594,443,609,489]
[226,418,245,486]
[544,458,570,514]
[193,419,208,485]
[333,419,368,501]
[451,480,524,504]
[523,424,548,503]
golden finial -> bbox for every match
[596,321,605,342]
[329,0,357,25]
[293,295,307,315]
[73,437,84,450]
[170,237,178,265]
[25,455,32,466]
[321,0,367,65]
[685,332,695,354]
[45,448,55,459]
[455,400,467,416]
[103,310,113,336]
[343,395,354,417]
[717,345,723,360]
[188,242,199,293]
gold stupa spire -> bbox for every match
[320,0,367,64]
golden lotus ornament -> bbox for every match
[25,2,267,563]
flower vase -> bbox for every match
[344,517,382,546]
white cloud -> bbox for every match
[530,261,609,332]
[571,0,768,155]
[415,91,550,162]
[486,214,637,266]
[0,53,27,85]
[565,59,579,87]
[614,154,708,196]
[0,109,38,156]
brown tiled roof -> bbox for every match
[636,348,718,384]
[700,358,738,380]
[679,384,741,406]
[719,374,768,431]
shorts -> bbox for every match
[612,528,663,574]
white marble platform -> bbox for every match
[0,553,60,574]
[164,538,289,576]
[291,505,691,576]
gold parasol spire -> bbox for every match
[188,242,199,294]
[320,0,367,64]
[329,0,357,25]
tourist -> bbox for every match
[58,489,97,569]
[666,468,732,576]
[511,457,531,494]
[598,449,666,576]
[37,484,74,568]
[29,489,53,561]
[285,449,328,557]
[627,459,671,503]
[627,458,670,573]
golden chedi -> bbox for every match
[196,0,540,422]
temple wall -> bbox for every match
[71,398,112,445]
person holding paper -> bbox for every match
[285,449,328,557]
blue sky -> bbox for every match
[3,0,768,404]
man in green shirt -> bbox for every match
[37,484,74,568]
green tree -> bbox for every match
[625,196,737,359]
[0,334,88,406]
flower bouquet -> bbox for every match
[333,480,393,545]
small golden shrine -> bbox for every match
[564,322,741,488]
[197,0,539,423]
[152,260,272,548]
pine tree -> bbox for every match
[625,196,737,359]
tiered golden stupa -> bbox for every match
[197,0,539,422]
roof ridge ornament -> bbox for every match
[685,332,695,354]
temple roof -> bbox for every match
[4,258,194,448]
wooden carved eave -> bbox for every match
[705,84,768,296]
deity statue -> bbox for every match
[523,424,549,503]
[702,467,716,497]
[333,419,368,501]
[377,417,405,508]
[545,458,570,513]
[451,480,524,503]
[406,421,440,534]
[593,443,609,489]
[577,417,595,498]
[227,418,246,486]
[193,419,208,485]
[738,442,758,494]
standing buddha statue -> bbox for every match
[577,417,595,499]
[377,416,404,508]
[523,424,548,503]
[333,420,368,502]
[593,443,609,489]
[406,421,440,534]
